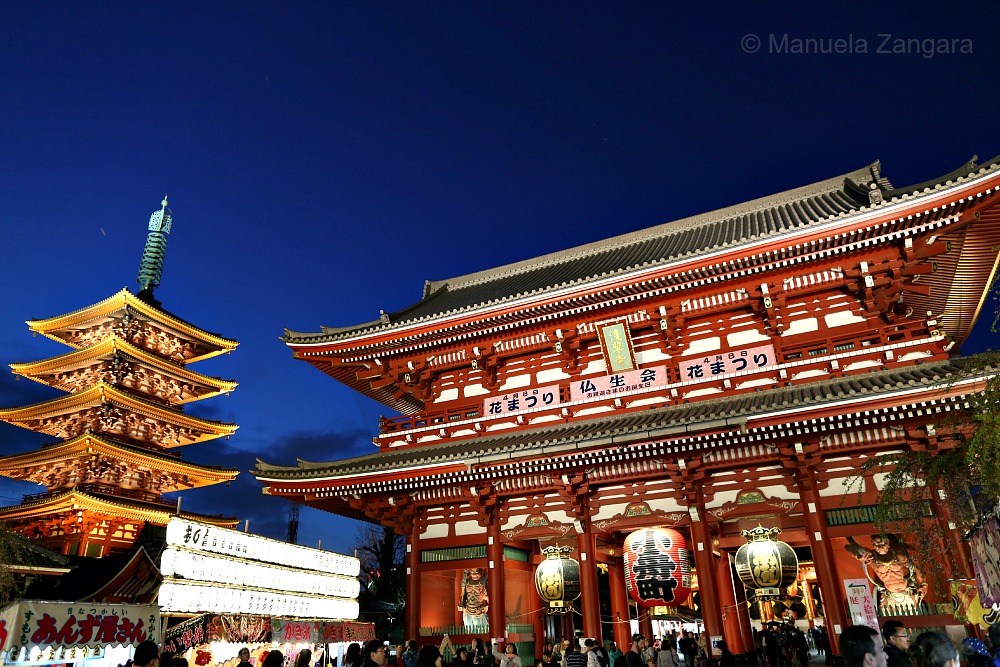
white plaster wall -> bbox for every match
[791,369,830,381]
[898,350,934,362]
[435,388,459,403]
[464,383,491,397]
[582,359,607,375]
[592,502,629,522]
[683,336,721,356]
[636,347,671,364]
[499,374,532,391]
[421,523,450,539]
[575,405,615,417]
[627,396,668,409]
[820,475,862,497]
[453,520,487,536]
[538,368,571,382]
[684,387,724,399]
[485,421,518,432]
[782,317,818,337]
[735,377,776,390]
[530,415,563,425]
[727,329,771,346]
[842,359,881,372]
[646,497,684,514]
[824,310,866,327]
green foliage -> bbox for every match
[845,350,1000,594]
[0,528,31,607]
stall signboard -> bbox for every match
[161,518,361,618]
[270,620,374,644]
[0,601,160,665]
[162,615,209,655]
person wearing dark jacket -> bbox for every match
[882,621,912,667]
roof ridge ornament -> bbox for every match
[136,195,173,307]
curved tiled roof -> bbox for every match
[254,356,988,481]
[285,154,1000,344]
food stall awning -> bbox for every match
[0,600,161,665]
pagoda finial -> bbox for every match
[136,195,173,306]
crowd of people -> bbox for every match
[840,622,1000,667]
[129,621,1000,667]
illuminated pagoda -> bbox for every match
[0,198,240,558]
[255,156,1000,655]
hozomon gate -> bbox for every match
[254,155,1000,655]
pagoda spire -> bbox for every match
[136,195,173,306]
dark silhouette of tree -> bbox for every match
[355,525,405,643]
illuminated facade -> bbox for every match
[0,199,240,557]
[255,156,1000,652]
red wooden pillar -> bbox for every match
[405,526,420,639]
[690,502,724,645]
[607,550,633,652]
[930,494,974,579]
[797,467,847,655]
[578,520,603,642]
[715,550,747,654]
[488,524,507,639]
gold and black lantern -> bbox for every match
[534,545,582,613]
[734,525,798,602]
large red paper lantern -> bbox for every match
[623,527,692,606]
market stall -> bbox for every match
[158,518,368,667]
[0,600,160,667]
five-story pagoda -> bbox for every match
[0,198,240,558]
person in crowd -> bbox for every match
[988,624,1000,664]
[717,642,734,667]
[362,642,387,667]
[585,640,601,667]
[881,621,911,667]
[657,638,678,667]
[134,642,161,667]
[678,634,697,667]
[344,645,363,667]
[172,659,188,667]
[909,632,958,667]
[564,641,587,667]
[493,643,521,667]
[453,649,469,667]
[607,642,623,667]
[627,636,645,667]
[962,638,990,667]
[592,641,610,667]
[264,652,285,667]
[641,639,655,667]
[839,625,886,667]
[160,652,174,667]
[416,647,444,667]
[402,642,420,667]
[237,649,254,667]
[472,639,494,667]
[295,649,313,667]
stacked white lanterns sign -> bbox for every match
[158,518,361,619]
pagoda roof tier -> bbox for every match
[27,288,238,363]
[254,357,990,498]
[0,382,238,447]
[0,488,238,528]
[9,335,238,404]
[283,154,1000,414]
[0,432,239,491]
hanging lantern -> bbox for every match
[623,527,692,606]
[734,525,799,602]
[534,545,581,613]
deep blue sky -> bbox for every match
[1,3,998,557]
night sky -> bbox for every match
[1,3,998,557]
